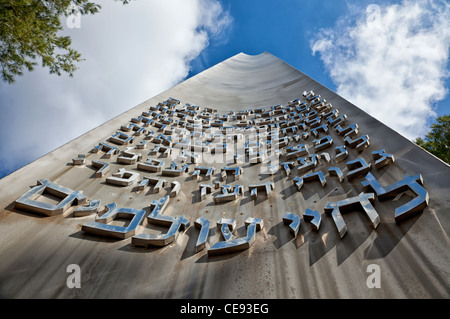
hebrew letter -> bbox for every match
[324,192,380,238]
[14,179,86,216]
[208,217,264,256]
[81,203,145,239]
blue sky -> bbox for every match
[0,0,449,179]
[188,0,349,86]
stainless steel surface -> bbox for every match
[0,52,449,298]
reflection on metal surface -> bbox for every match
[72,154,86,165]
[137,158,164,172]
[208,217,264,256]
[73,199,101,217]
[132,195,190,247]
[361,172,429,222]
[283,212,300,237]
[297,154,318,174]
[303,208,321,231]
[346,158,372,181]
[248,182,275,199]
[106,168,140,186]
[301,171,327,188]
[313,135,333,152]
[81,203,145,239]
[14,179,86,216]
[324,192,379,238]
[344,135,370,152]
[371,149,395,170]
[214,185,244,203]
[10,90,432,268]
[335,145,348,162]
[92,142,119,158]
[194,217,210,252]
[91,160,110,178]
[329,167,344,183]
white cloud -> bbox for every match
[0,0,232,177]
[311,0,450,140]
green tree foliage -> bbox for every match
[0,0,130,84]
[415,115,450,164]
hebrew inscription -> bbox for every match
[12,90,431,262]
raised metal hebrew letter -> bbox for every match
[132,196,190,247]
[371,149,395,170]
[73,199,101,217]
[194,217,210,252]
[14,179,86,216]
[297,154,318,174]
[313,135,333,152]
[328,167,344,182]
[72,154,86,165]
[361,172,429,223]
[214,185,244,203]
[248,182,275,199]
[324,192,380,238]
[346,158,372,181]
[281,162,295,176]
[282,212,300,238]
[162,162,189,177]
[81,203,145,239]
[303,208,321,231]
[334,145,348,162]
[91,142,119,158]
[137,158,164,172]
[208,217,264,256]
[221,166,243,181]
[109,132,134,145]
[106,168,140,186]
[299,171,327,189]
[117,147,142,165]
[335,123,359,138]
[91,160,110,177]
[344,135,370,152]
[193,167,216,181]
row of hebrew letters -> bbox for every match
[14,170,429,254]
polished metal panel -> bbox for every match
[2,52,448,299]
